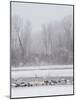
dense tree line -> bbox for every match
[11,15,73,66]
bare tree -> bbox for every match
[47,23,53,56]
[63,15,73,51]
[42,24,47,56]
[42,23,53,56]
[11,15,24,65]
[22,20,32,60]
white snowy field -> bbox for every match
[11,85,73,98]
[11,65,73,78]
[11,65,73,98]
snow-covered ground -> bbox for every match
[11,65,73,98]
[11,65,73,78]
[11,65,73,71]
[11,85,73,98]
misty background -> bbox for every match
[11,2,73,67]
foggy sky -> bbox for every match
[11,2,73,32]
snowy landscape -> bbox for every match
[10,2,74,98]
[11,65,73,98]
